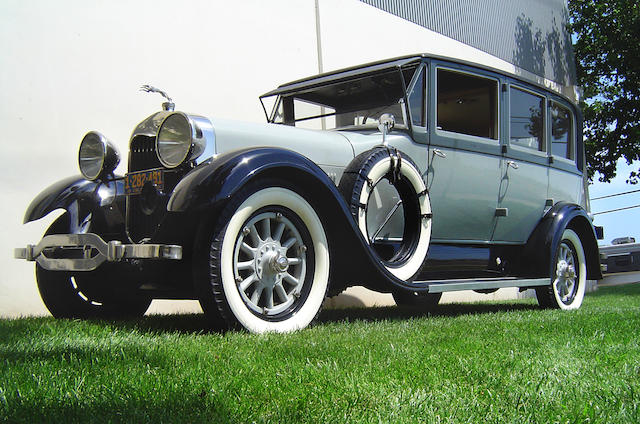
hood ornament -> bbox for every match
[140,85,175,111]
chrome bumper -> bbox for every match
[14,233,182,271]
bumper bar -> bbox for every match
[14,233,182,271]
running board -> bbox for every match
[412,277,550,293]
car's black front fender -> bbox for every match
[166,147,423,294]
[168,147,335,213]
[23,175,126,237]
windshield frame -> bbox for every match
[260,58,423,133]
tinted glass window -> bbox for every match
[437,69,498,139]
[510,87,544,151]
[408,67,425,127]
[551,102,574,159]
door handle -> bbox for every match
[506,160,519,169]
[433,149,447,158]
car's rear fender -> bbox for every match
[523,202,602,280]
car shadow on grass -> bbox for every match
[107,300,540,335]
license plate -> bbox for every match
[124,169,164,195]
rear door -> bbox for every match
[492,84,549,243]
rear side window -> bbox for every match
[437,69,498,140]
[551,102,574,160]
[509,86,545,151]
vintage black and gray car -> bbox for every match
[15,54,603,333]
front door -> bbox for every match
[427,146,500,242]
[427,65,502,243]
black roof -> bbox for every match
[260,53,576,106]
[260,55,423,99]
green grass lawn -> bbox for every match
[1,284,639,423]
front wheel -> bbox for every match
[37,268,152,319]
[202,182,330,333]
[36,214,151,319]
[535,228,586,310]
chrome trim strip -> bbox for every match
[14,233,182,271]
[431,239,523,245]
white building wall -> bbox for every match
[0,0,530,317]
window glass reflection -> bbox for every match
[510,87,544,151]
[551,102,573,159]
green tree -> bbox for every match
[568,0,640,182]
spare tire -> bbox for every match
[339,147,432,281]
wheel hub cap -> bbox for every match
[557,260,576,281]
[255,242,288,281]
[271,254,290,273]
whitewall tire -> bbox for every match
[339,148,431,281]
[536,228,586,310]
[203,183,330,333]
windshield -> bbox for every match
[266,66,418,131]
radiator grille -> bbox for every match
[129,135,162,172]
[126,135,177,242]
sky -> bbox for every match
[589,160,640,245]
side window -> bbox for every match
[509,86,545,151]
[437,69,498,139]
[550,102,574,160]
[407,66,426,127]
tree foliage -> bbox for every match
[568,0,640,182]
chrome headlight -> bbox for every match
[78,131,120,180]
[156,112,208,168]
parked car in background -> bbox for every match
[612,237,636,245]
[15,54,603,332]
[600,237,640,274]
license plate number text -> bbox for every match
[124,169,164,195]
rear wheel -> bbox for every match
[36,214,151,319]
[535,228,586,310]
[201,181,330,333]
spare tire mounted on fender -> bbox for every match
[339,147,432,281]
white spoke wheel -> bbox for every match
[205,184,329,333]
[536,228,586,310]
[339,148,431,281]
